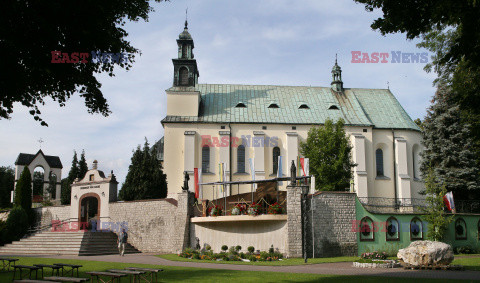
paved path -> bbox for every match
[8,253,480,281]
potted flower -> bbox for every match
[267,202,283,214]
[209,205,223,216]
[231,204,245,215]
[248,202,261,216]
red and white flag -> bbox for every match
[443,191,455,212]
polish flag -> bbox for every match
[443,191,455,212]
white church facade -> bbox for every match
[161,21,424,202]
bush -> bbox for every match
[454,246,477,254]
[5,207,29,243]
[205,244,211,251]
[221,245,228,252]
[247,246,255,253]
[269,245,275,253]
[228,246,238,255]
[361,251,387,260]
[235,245,242,252]
[0,220,7,246]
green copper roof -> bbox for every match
[162,84,420,131]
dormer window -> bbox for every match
[89,174,94,181]
[328,105,339,110]
[236,102,247,108]
[268,103,279,109]
[299,104,309,109]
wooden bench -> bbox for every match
[13,265,41,281]
[85,271,126,283]
[44,276,90,282]
[0,257,18,271]
[34,264,62,277]
[125,267,163,282]
[107,269,145,283]
[54,263,83,277]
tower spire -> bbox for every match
[172,18,199,87]
[331,55,343,92]
[185,8,188,28]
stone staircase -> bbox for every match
[0,231,140,256]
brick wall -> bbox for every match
[306,192,357,257]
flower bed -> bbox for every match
[353,259,400,268]
[179,245,284,262]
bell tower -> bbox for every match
[172,20,199,87]
[331,55,343,92]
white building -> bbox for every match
[162,21,424,201]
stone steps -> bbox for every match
[0,230,139,256]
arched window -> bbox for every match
[386,217,400,241]
[359,216,375,241]
[376,148,384,177]
[410,217,423,240]
[455,218,467,240]
[273,147,280,174]
[202,146,210,173]
[237,145,245,173]
[179,67,189,85]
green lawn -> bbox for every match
[157,254,359,266]
[453,256,480,271]
[0,257,467,282]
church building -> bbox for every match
[161,21,424,202]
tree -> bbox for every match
[78,150,89,180]
[5,207,29,243]
[0,0,166,126]
[0,166,15,208]
[14,167,33,225]
[119,139,168,200]
[422,168,453,241]
[300,119,356,191]
[420,85,480,200]
[61,151,79,205]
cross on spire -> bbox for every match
[38,138,44,149]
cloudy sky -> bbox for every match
[0,0,436,185]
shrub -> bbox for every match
[454,246,477,254]
[361,251,387,260]
[269,245,275,253]
[205,244,211,251]
[247,246,255,253]
[228,246,238,255]
[221,245,228,252]
[5,207,29,243]
[235,245,242,252]
[0,220,7,246]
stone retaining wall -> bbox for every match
[306,192,358,257]
[34,205,71,227]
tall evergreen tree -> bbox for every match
[0,166,15,208]
[119,139,168,201]
[78,150,88,180]
[300,119,356,191]
[420,85,480,200]
[61,151,79,205]
[14,167,33,224]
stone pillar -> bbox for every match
[174,191,194,253]
[253,131,265,179]
[286,185,303,258]
[351,134,368,198]
[395,137,411,200]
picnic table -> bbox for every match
[0,257,19,271]
[125,267,163,283]
[85,271,126,283]
[13,265,41,281]
[44,276,90,282]
[54,263,83,277]
[107,269,145,283]
[34,264,62,277]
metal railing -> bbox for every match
[358,197,480,214]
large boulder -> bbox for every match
[398,241,454,266]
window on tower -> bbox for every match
[179,67,189,85]
[182,45,188,58]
